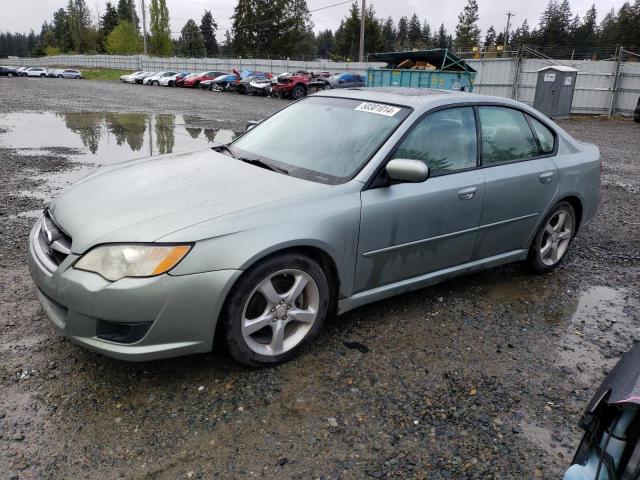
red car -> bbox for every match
[182,70,228,88]
[271,71,331,99]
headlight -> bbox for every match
[74,244,192,281]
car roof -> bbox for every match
[313,87,533,112]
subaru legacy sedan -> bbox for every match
[28,88,601,367]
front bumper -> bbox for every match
[28,222,242,361]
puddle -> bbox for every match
[0,112,238,209]
[559,286,639,384]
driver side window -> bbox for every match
[392,107,478,176]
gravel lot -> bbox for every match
[1,78,639,479]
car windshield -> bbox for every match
[230,96,410,184]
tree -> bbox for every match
[539,0,572,46]
[381,17,396,51]
[509,19,531,46]
[333,3,383,59]
[101,2,119,38]
[67,0,92,52]
[200,10,219,56]
[422,21,432,47]
[436,23,449,48]
[407,14,422,48]
[178,19,205,57]
[106,21,142,53]
[149,0,172,55]
[316,29,334,57]
[484,25,496,49]
[570,5,597,47]
[396,16,408,50]
[454,0,481,50]
[117,0,140,32]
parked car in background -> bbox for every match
[159,72,189,87]
[47,68,63,78]
[205,73,238,91]
[233,71,272,94]
[143,71,178,86]
[28,89,601,367]
[0,66,17,77]
[23,67,48,77]
[59,69,82,79]
[247,77,273,96]
[182,71,228,88]
[319,72,367,89]
[120,71,143,83]
[175,73,196,87]
[271,71,331,99]
[133,71,155,84]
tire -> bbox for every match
[57,74,62,78]
[222,253,330,367]
[237,85,246,95]
[75,75,80,79]
[323,83,332,90]
[527,201,576,274]
[291,84,306,99]
[7,73,13,78]
[40,73,46,77]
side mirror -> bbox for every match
[385,159,430,183]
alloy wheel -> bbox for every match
[241,269,320,356]
[540,210,573,266]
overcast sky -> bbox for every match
[1,0,628,41]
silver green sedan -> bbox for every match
[28,88,601,366]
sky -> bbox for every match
[0,0,628,41]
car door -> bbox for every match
[475,106,559,258]
[355,106,485,292]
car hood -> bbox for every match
[49,150,326,253]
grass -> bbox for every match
[80,68,132,81]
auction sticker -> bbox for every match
[355,102,401,116]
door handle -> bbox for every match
[458,186,478,200]
[539,171,554,184]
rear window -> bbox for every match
[479,107,539,165]
[527,115,555,154]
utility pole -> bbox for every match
[503,11,514,52]
[358,0,366,62]
[141,0,148,55]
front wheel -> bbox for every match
[291,84,306,99]
[222,253,330,367]
[528,201,576,273]
[8,73,13,78]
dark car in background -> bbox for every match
[318,72,367,89]
[0,66,17,77]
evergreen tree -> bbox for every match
[66,0,92,52]
[396,16,409,50]
[422,21,432,47]
[178,19,205,57]
[117,0,140,32]
[149,0,172,56]
[407,14,422,48]
[570,5,597,47]
[454,0,481,49]
[539,0,572,46]
[334,3,382,59]
[200,10,219,57]
[509,19,531,46]
[484,25,496,49]
[436,23,449,48]
[101,2,120,39]
[52,8,72,51]
[381,17,396,51]
[316,29,334,57]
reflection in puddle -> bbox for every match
[0,112,238,209]
[0,112,237,164]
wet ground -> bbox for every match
[0,79,639,479]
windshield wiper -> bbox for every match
[238,157,289,175]
[211,143,235,158]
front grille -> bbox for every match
[34,211,72,272]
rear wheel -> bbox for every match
[291,84,306,99]
[57,74,62,78]
[40,73,46,77]
[8,73,13,78]
[222,253,330,367]
[528,201,576,273]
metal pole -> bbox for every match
[141,0,148,56]
[511,44,523,100]
[503,11,514,52]
[608,46,623,116]
[358,0,366,63]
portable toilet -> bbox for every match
[367,49,476,92]
[533,66,578,118]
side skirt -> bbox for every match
[337,249,529,315]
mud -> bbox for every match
[0,79,639,479]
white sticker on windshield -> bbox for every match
[354,102,401,117]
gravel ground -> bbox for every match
[0,79,639,479]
